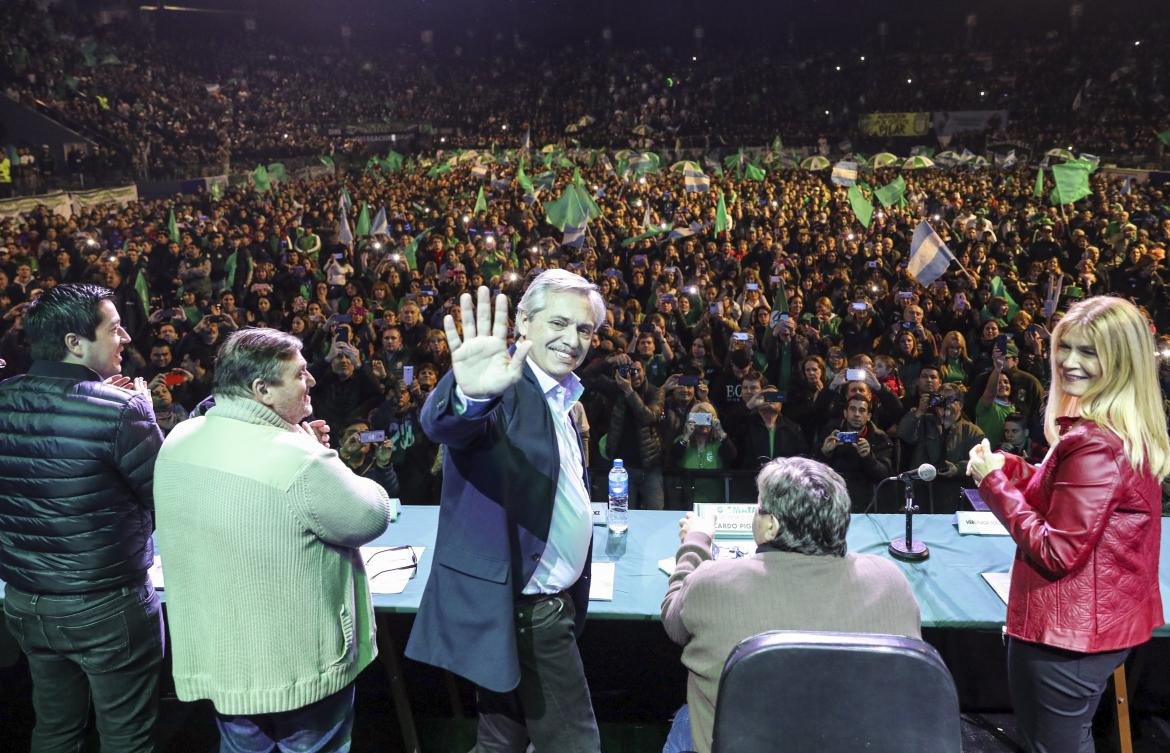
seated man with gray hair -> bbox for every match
[153,328,392,752]
[660,456,921,753]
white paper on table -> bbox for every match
[658,541,754,575]
[148,555,165,590]
[956,511,1010,536]
[361,546,425,595]
[981,572,1011,604]
[589,561,616,601]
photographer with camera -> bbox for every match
[738,379,806,470]
[670,401,737,504]
[897,382,985,513]
[590,353,666,509]
[816,395,894,511]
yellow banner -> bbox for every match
[858,112,931,138]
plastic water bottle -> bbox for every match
[608,459,629,533]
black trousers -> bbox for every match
[475,594,600,753]
[1007,637,1130,753]
[3,580,165,753]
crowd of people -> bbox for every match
[2,145,1170,515]
[3,2,1169,183]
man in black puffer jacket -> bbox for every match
[0,283,165,753]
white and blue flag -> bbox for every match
[369,206,388,237]
[683,165,710,192]
[337,206,354,247]
[831,160,859,186]
[908,220,955,285]
[470,163,488,179]
[563,220,587,248]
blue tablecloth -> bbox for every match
[371,509,1170,634]
[3,510,1169,635]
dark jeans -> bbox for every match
[3,579,165,753]
[475,594,600,753]
[215,682,355,753]
[1007,637,1131,753]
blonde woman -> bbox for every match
[939,330,973,384]
[671,402,737,504]
[968,296,1170,753]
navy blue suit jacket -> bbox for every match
[404,365,593,692]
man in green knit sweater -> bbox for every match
[154,328,392,752]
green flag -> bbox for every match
[209,180,223,201]
[544,184,601,231]
[516,158,535,195]
[987,276,1020,321]
[403,228,432,271]
[847,185,874,228]
[167,209,180,243]
[1032,168,1045,199]
[223,251,238,288]
[252,165,271,193]
[744,163,766,181]
[1157,129,1170,147]
[874,177,906,209]
[134,269,151,316]
[1051,162,1092,205]
[771,135,783,153]
[318,155,335,169]
[571,167,585,187]
[266,163,287,183]
[772,277,789,314]
[474,186,487,214]
[384,151,404,171]
[715,192,729,234]
[355,204,371,236]
[96,95,110,110]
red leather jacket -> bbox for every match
[979,419,1163,653]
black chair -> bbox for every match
[711,630,961,753]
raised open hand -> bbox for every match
[444,286,534,399]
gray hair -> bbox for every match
[516,269,605,328]
[756,457,850,557]
[213,328,303,400]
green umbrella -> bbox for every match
[800,156,831,170]
[871,152,899,168]
[902,156,935,169]
[669,160,701,173]
[1045,148,1075,162]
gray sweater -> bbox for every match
[661,531,921,753]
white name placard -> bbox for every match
[693,503,757,539]
[955,511,1009,536]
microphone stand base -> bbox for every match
[889,537,930,562]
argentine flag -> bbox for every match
[370,206,388,237]
[563,220,587,249]
[831,161,858,186]
[908,221,955,285]
[668,221,705,240]
[684,165,710,193]
[337,206,354,247]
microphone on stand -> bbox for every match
[887,463,937,483]
[887,464,935,562]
